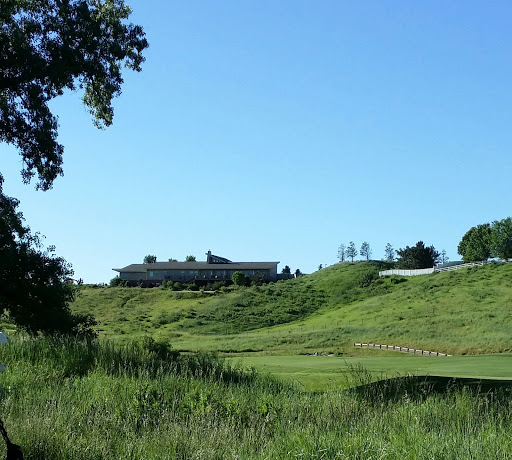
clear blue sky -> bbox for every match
[2,0,512,282]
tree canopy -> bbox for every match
[457,224,492,263]
[346,241,357,262]
[337,243,346,262]
[1,0,148,190]
[185,255,196,262]
[0,177,96,336]
[457,218,512,262]
[395,241,439,269]
[384,243,395,262]
[490,217,512,259]
[0,0,147,335]
[143,255,157,264]
[360,241,372,261]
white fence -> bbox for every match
[379,268,435,277]
[379,259,512,277]
[354,343,451,356]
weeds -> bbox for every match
[0,336,511,458]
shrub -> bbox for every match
[110,277,127,287]
[210,281,227,291]
[232,271,248,286]
[358,271,377,288]
[185,283,199,291]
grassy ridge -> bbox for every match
[73,261,512,355]
[1,336,512,459]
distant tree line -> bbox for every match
[143,255,196,263]
[337,241,446,270]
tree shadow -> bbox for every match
[350,375,512,403]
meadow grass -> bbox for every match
[0,336,512,458]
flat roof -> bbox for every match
[113,261,279,273]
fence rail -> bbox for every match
[353,342,451,356]
[378,268,434,277]
[379,259,512,277]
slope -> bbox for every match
[72,261,512,355]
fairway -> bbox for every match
[227,354,512,391]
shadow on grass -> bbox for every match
[351,375,512,402]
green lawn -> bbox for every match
[226,353,512,391]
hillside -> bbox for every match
[72,261,512,356]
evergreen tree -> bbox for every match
[384,243,395,261]
[360,241,372,261]
[346,241,357,262]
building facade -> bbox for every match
[113,251,279,285]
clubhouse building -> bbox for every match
[113,251,280,286]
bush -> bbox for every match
[358,271,377,288]
[232,271,249,286]
[207,281,227,291]
[110,277,127,287]
[184,283,199,291]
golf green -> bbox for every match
[226,354,512,391]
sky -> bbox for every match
[2,0,512,283]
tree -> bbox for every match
[0,179,96,336]
[318,264,323,270]
[295,269,302,277]
[360,241,372,261]
[440,249,449,264]
[143,255,157,264]
[1,0,148,190]
[185,255,196,262]
[232,271,248,286]
[457,224,492,263]
[337,244,346,262]
[168,258,177,262]
[281,265,291,274]
[346,241,357,262]
[490,217,512,259]
[396,241,439,269]
[0,1,147,335]
[384,243,395,262]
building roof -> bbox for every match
[113,261,279,273]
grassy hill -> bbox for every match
[4,265,512,457]
[72,261,512,356]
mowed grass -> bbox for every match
[226,353,512,391]
[74,262,512,356]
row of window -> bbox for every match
[148,270,266,279]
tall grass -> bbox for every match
[0,336,511,458]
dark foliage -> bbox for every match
[232,271,249,286]
[110,277,127,287]
[1,0,148,190]
[0,0,147,336]
[143,254,157,264]
[395,241,439,269]
[457,224,492,263]
[0,178,96,336]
